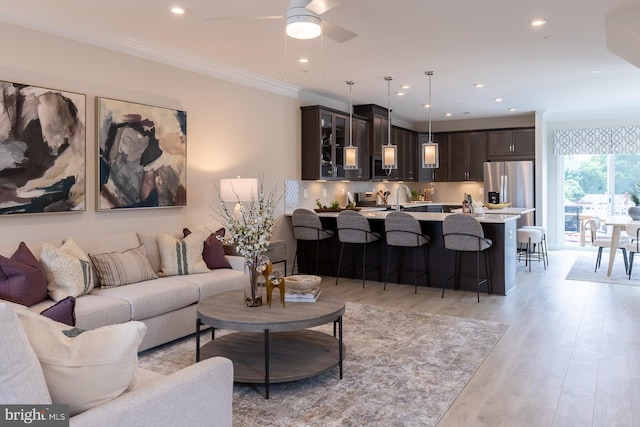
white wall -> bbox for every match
[0,22,299,248]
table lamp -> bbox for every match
[220,177,258,218]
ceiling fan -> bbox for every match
[204,0,357,43]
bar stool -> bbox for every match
[626,221,640,279]
[384,212,431,294]
[291,208,334,275]
[522,225,549,265]
[517,228,546,271]
[442,214,492,303]
[336,210,381,288]
[585,219,629,273]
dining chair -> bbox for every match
[336,210,381,288]
[585,219,629,273]
[291,208,335,275]
[625,221,640,280]
[384,212,431,294]
[442,214,492,303]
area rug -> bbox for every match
[139,303,508,426]
[565,254,640,286]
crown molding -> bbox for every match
[0,12,300,99]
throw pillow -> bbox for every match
[89,245,157,288]
[0,303,52,405]
[40,238,95,302]
[40,296,76,326]
[157,230,210,276]
[183,227,231,270]
[15,307,146,416]
[0,242,48,306]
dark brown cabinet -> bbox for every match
[447,131,486,181]
[301,106,369,181]
[393,126,418,181]
[353,104,388,158]
[418,132,448,182]
[487,128,535,160]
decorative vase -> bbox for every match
[244,264,263,307]
[629,205,640,221]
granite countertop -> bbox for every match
[451,207,535,215]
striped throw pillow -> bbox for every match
[89,245,157,288]
[157,230,210,276]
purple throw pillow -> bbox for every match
[0,242,48,306]
[40,296,76,326]
[183,228,231,270]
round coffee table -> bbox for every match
[196,290,345,399]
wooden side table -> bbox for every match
[224,240,287,274]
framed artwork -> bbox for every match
[97,97,187,210]
[0,80,86,214]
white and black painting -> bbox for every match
[97,97,186,210]
[0,81,86,214]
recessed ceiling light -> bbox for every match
[396,92,404,96]
[494,98,503,102]
[591,70,602,75]
[423,104,431,108]
[401,85,410,89]
[530,18,547,27]
[169,5,186,15]
[474,83,484,88]
[508,108,517,112]
[299,57,309,63]
[445,113,452,117]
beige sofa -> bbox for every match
[0,230,248,351]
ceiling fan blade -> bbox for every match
[306,0,343,15]
[203,15,283,21]
[323,20,357,43]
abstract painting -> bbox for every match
[0,81,86,214]
[97,98,187,210]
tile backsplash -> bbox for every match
[284,180,483,212]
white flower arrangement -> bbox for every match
[214,177,280,268]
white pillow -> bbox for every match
[15,307,146,416]
[40,238,95,302]
[157,229,210,275]
[0,303,52,404]
[89,245,157,288]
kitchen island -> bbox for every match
[290,210,519,296]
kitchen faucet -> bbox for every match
[396,185,411,211]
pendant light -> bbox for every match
[382,76,397,174]
[344,81,358,170]
[422,71,439,168]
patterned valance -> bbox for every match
[553,126,640,155]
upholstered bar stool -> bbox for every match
[336,210,381,288]
[291,208,335,275]
[522,225,549,265]
[384,212,431,294]
[516,228,546,271]
[442,214,492,303]
[626,221,640,280]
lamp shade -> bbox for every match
[220,178,258,202]
[286,2,321,40]
[382,145,397,170]
[344,145,358,170]
[422,142,439,168]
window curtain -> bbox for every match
[553,125,640,155]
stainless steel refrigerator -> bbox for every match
[483,161,534,228]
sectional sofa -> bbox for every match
[0,230,248,351]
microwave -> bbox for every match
[371,155,398,181]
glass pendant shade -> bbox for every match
[344,145,358,170]
[422,142,439,168]
[382,145,397,170]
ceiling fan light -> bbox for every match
[286,15,321,39]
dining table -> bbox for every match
[604,215,632,277]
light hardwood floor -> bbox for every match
[315,249,640,427]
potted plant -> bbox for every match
[627,180,640,220]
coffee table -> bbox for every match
[196,290,345,399]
